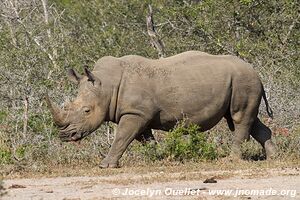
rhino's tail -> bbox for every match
[262,86,273,119]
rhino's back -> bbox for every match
[96,51,256,80]
[119,51,259,91]
[120,51,255,76]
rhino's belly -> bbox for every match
[149,102,228,131]
[151,84,231,131]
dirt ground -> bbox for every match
[2,165,300,200]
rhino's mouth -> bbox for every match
[59,124,85,142]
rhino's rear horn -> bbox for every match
[68,68,82,84]
[84,67,98,85]
[45,94,68,127]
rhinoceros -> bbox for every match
[46,51,276,168]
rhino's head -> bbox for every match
[46,68,109,142]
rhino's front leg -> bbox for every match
[100,114,148,168]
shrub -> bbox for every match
[132,121,300,163]
[0,148,11,165]
[134,121,218,162]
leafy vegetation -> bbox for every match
[134,121,217,162]
[131,120,300,164]
[0,0,299,174]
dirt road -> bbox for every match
[2,167,300,200]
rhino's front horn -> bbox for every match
[45,94,68,127]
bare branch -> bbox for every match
[18,17,58,70]
[281,15,299,47]
[41,0,51,39]
[146,5,166,58]
[41,0,58,72]
[1,0,59,70]
[23,96,29,136]
[4,19,18,47]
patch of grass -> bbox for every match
[240,125,300,161]
[1,121,299,177]
[241,140,265,161]
[0,111,8,123]
[273,127,300,159]
[0,148,11,165]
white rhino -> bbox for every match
[46,51,276,168]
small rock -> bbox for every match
[8,184,26,189]
[190,187,207,191]
[203,177,217,183]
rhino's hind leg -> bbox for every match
[250,118,276,159]
[230,122,252,159]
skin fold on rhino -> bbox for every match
[46,51,276,168]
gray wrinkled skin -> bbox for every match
[46,51,276,168]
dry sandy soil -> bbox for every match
[2,164,300,200]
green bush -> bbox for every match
[133,122,300,163]
[134,121,218,162]
[0,148,11,165]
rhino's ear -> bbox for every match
[84,66,101,86]
[68,68,82,84]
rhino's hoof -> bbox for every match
[99,160,119,168]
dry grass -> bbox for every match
[0,180,6,197]
[1,122,299,179]
[3,156,300,180]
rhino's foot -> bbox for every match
[99,158,119,168]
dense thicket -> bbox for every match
[0,0,299,170]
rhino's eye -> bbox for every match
[83,107,91,114]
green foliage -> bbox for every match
[134,121,217,162]
[0,148,11,165]
[133,123,300,163]
[239,0,254,5]
[16,145,26,159]
[163,122,217,161]
[0,111,8,123]
[28,114,50,134]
